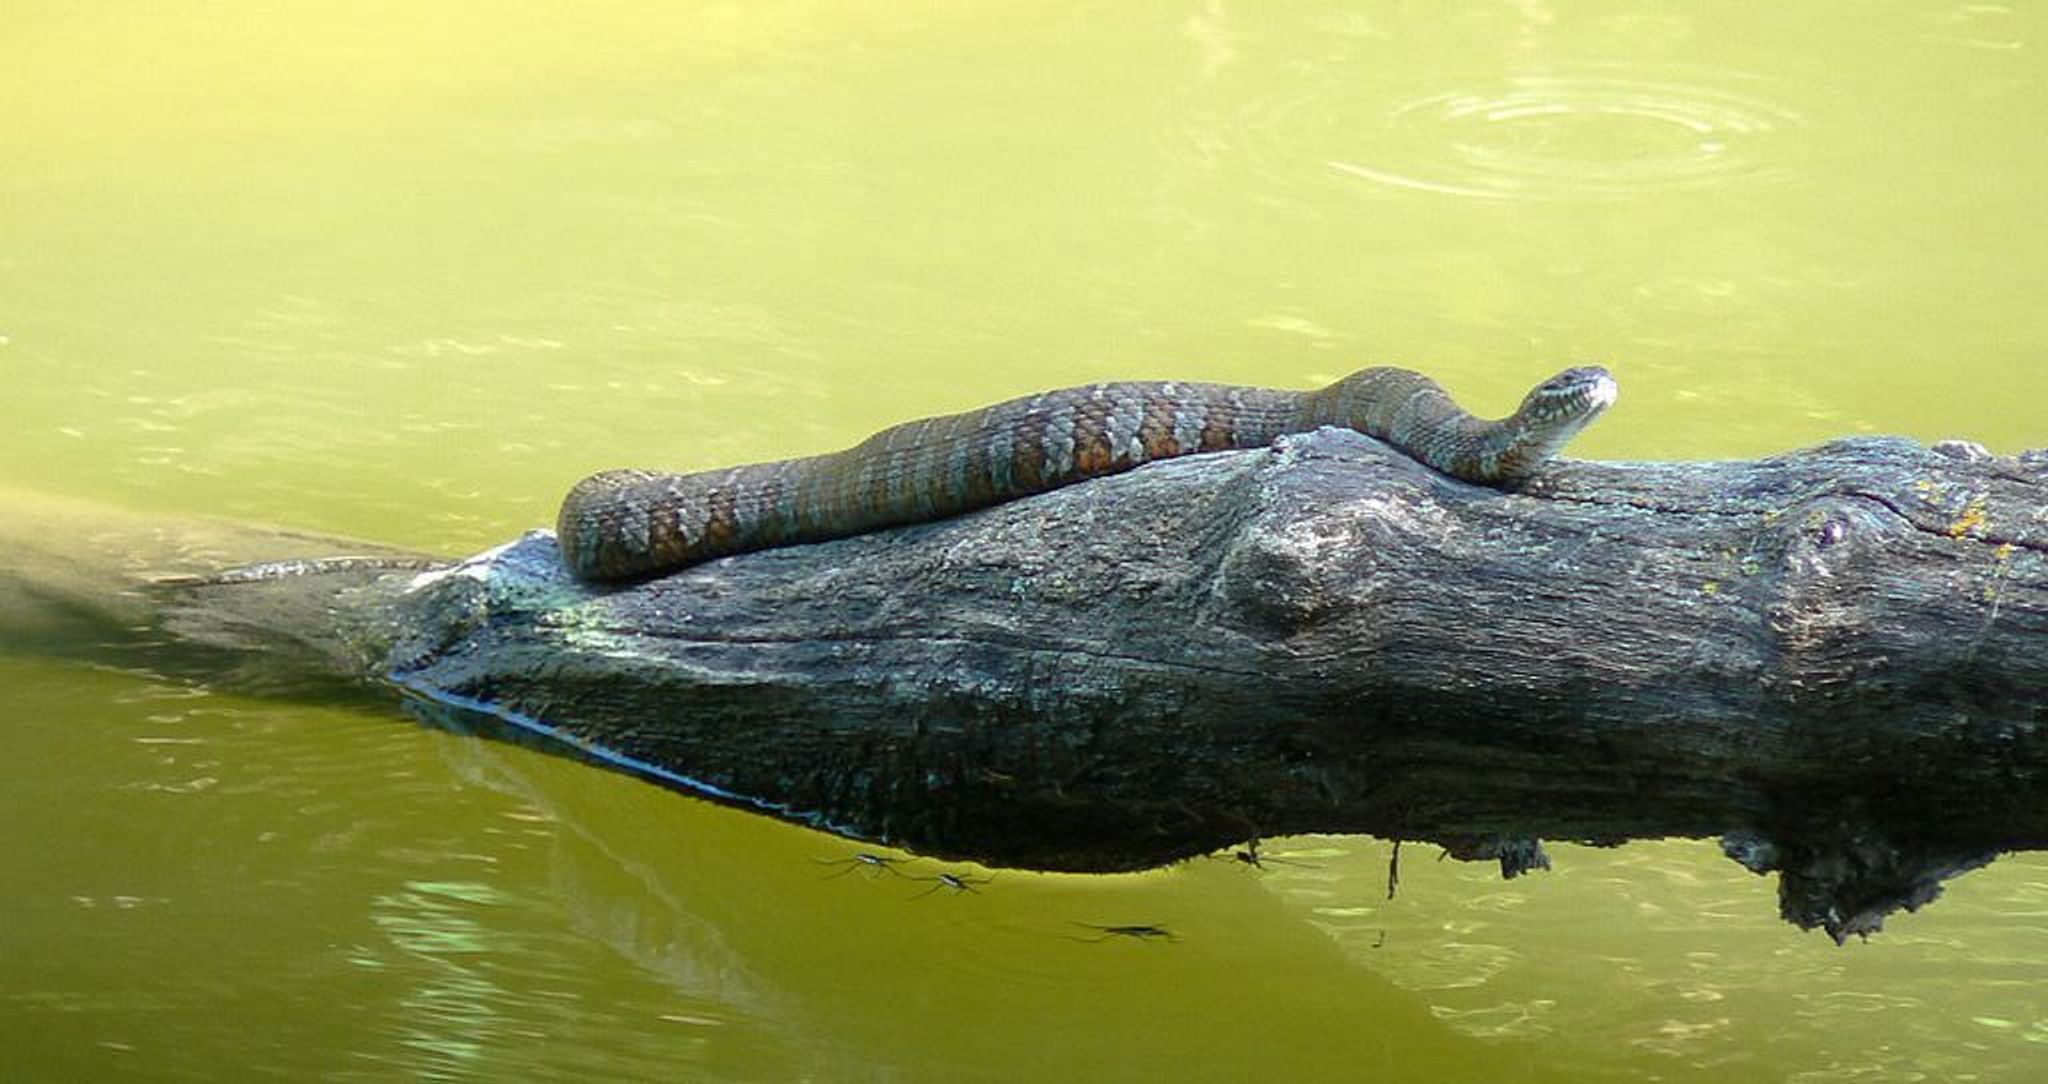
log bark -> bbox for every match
[17,433,2046,940]
[369,430,2048,939]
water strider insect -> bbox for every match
[1068,923,1179,944]
[1228,839,1319,871]
[909,871,994,899]
[815,852,911,879]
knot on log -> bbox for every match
[1763,494,1913,700]
[1931,439,1996,463]
[1211,427,1453,638]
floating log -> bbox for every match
[12,431,2045,940]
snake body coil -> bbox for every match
[558,366,1616,583]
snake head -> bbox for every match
[1487,366,1618,479]
[1519,366,1618,426]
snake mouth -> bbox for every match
[1524,365,1618,423]
[1581,371,1619,413]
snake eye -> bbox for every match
[1540,366,1615,399]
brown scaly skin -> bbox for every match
[557,366,1617,583]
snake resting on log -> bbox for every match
[557,365,1619,583]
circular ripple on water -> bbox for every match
[1327,73,1807,201]
[1176,69,1807,204]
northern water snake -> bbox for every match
[558,365,1617,583]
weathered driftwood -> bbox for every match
[376,430,2046,940]
[13,433,2046,940]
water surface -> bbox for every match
[4,2,2046,1079]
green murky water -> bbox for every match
[4,2,2046,1079]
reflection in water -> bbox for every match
[1326,73,1806,201]
[417,724,2048,1081]
[430,730,1560,1082]
[369,882,513,1076]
